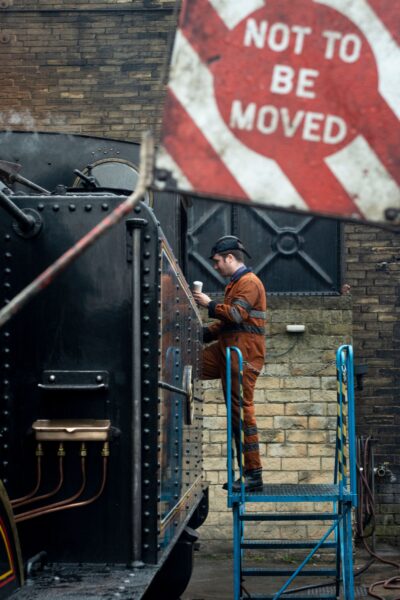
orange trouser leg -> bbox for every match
[202,342,262,473]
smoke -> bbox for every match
[0,109,37,131]
[0,109,69,135]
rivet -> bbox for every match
[52,204,60,212]
[144,235,151,241]
[37,203,45,211]
[134,206,141,213]
[4,252,12,258]
[102,203,109,211]
[96,375,103,382]
[4,234,10,241]
[69,204,76,211]
[48,374,56,382]
[85,204,92,212]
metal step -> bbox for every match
[240,585,368,600]
[240,513,338,521]
[240,594,337,600]
[241,540,337,550]
[230,483,346,502]
[242,567,337,577]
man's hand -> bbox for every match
[193,291,212,307]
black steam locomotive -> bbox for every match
[0,131,208,599]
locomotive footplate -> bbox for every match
[9,562,160,600]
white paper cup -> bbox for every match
[192,281,203,293]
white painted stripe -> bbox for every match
[326,135,400,221]
[155,146,194,191]
[168,30,307,209]
[315,0,400,119]
[209,0,265,30]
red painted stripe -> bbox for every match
[162,90,248,199]
[367,0,400,46]
[0,516,15,571]
[0,574,16,589]
[180,0,228,66]
[279,157,362,218]
[361,97,400,186]
[0,516,16,588]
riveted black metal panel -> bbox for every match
[185,199,341,295]
[0,194,205,572]
[0,131,184,264]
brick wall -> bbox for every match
[2,1,399,548]
[344,224,400,546]
[0,0,175,140]
[199,295,353,549]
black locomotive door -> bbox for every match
[185,199,341,295]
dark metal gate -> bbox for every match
[185,199,341,295]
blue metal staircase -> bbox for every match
[226,345,357,600]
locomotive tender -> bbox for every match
[0,131,208,599]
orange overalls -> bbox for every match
[202,269,266,474]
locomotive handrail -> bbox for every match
[0,188,37,232]
[0,159,50,195]
[38,383,107,391]
[0,131,154,330]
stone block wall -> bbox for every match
[199,295,352,548]
[344,224,400,546]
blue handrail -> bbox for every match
[226,346,245,505]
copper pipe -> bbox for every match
[15,457,107,523]
[13,455,64,509]
[15,456,86,522]
[11,451,42,506]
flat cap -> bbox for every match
[209,235,251,259]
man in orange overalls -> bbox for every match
[193,236,266,492]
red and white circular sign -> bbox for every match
[156,0,400,224]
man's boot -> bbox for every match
[223,470,263,492]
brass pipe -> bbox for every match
[10,445,43,506]
[16,456,108,523]
[13,451,64,509]
[15,452,86,522]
